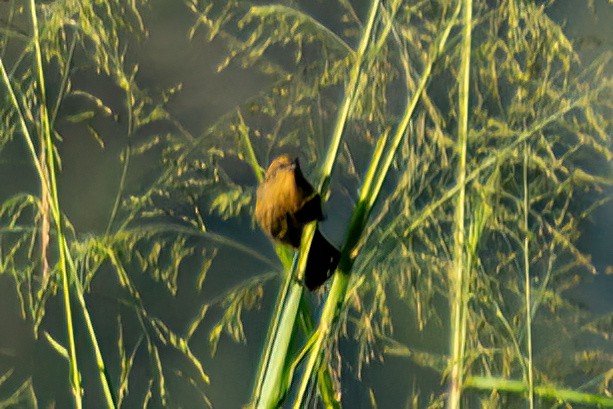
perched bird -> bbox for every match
[255,155,340,290]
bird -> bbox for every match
[255,154,340,290]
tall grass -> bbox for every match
[1,1,213,407]
[1,0,611,408]
[190,0,612,407]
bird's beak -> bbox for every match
[291,158,298,170]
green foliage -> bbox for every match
[186,0,612,407]
[0,0,611,408]
[0,1,218,407]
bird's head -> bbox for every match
[265,154,299,181]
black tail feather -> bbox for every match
[304,228,340,290]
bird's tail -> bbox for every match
[304,227,340,290]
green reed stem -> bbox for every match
[447,0,472,407]
[316,0,381,195]
[465,376,613,407]
[252,252,299,408]
[523,143,535,408]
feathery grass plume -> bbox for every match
[1,0,216,407]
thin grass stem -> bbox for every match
[28,1,82,406]
[447,0,472,407]
[523,143,534,408]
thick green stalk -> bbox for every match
[292,266,351,409]
[447,0,472,408]
[465,376,613,407]
[254,257,302,408]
